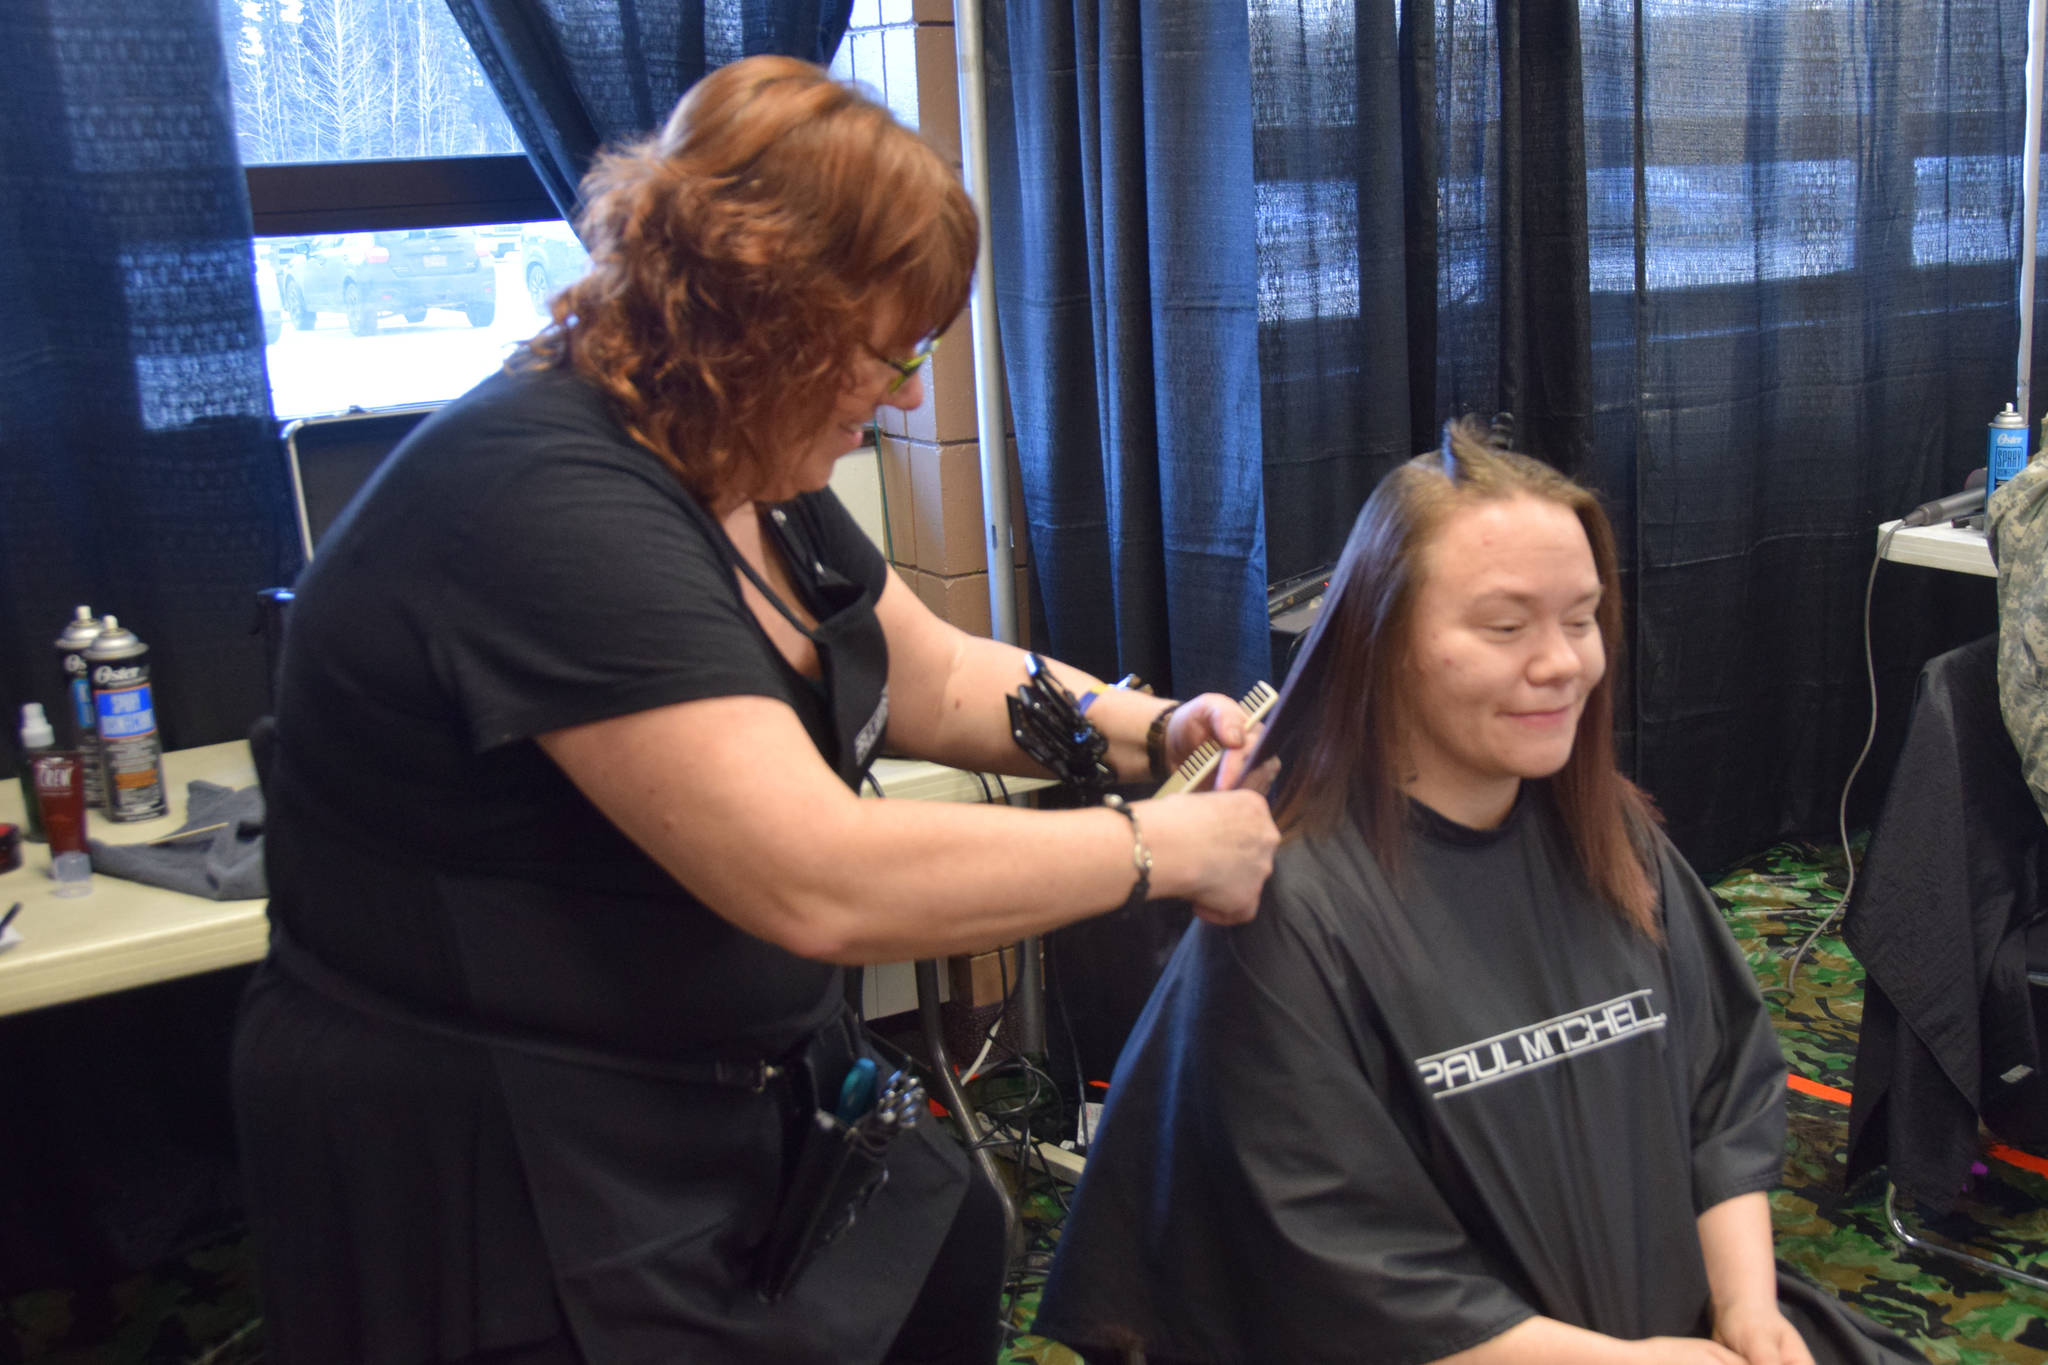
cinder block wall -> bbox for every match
[838,8,1040,1020]
[834,2,1031,648]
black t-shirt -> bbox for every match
[267,363,889,1057]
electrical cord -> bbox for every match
[957,774,1024,1085]
[1046,930,1097,1151]
[968,1050,1070,1338]
[960,939,1016,1084]
[1770,522,1897,997]
[842,633,1065,1342]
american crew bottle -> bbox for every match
[17,703,53,842]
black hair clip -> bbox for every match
[1007,654,1117,797]
[1440,419,1461,479]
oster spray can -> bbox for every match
[55,606,107,808]
[1989,403,2029,503]
[84,616,166,822]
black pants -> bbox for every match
[451,1170,1008,1365]
[884,1165,1009,1364]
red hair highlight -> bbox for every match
[521,56,977,504]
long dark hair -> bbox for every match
[1254,417,1662,933]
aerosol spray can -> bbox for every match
[1988,403,2029,503]
[54,606,107,808]
[84,616,166,822]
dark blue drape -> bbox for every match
[1246,0,2010,871]
[982,0,1272,700]
[446,0,855,222]
[0,0,297,775]
[1583,0,2013,870]
[0,0,291,1291]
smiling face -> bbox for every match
[1399,493,1607,829]
[773,319,928,502]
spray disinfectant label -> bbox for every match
[92,663,166,821]
[1989,404,2030,502]
[1990,425,2032,500]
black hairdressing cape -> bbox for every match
[1035,790,1917,1364]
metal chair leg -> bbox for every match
[1884,1181,2048,1293]
[916,957,1022,1268]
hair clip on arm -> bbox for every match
[1006,653,1118,798]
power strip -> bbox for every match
[1034,1141,1087,1183]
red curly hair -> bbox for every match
[521,56,977,504]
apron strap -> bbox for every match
[676,488,835,644]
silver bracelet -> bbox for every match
[1102,794,1153,913]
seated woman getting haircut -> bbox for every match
[1033,419,1919,1365]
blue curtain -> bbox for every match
[1250,0,1597,584]
[1244,0,2011,870]
[981,0,1272,700]
[1582,0,2011,870]
[0,0,297,774]
[0,0,290,1289]
[446,0,855,222]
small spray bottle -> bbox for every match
[17,703,53,843]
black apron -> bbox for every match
[275,492,970,1365]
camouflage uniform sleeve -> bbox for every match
[1988,456,2048,828]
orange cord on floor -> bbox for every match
[1783,1072,2048,1179]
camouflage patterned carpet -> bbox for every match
[1001,839,2048,1364]
[7,840,2047,1363]
[0,1230,260,1365]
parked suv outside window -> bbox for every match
[275,229,498,336]
[519,220,591,317]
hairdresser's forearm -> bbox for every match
[540,694,1271,964]
[926,633,1166,780]
[748,793,1217,962]
[876,571,1167,781]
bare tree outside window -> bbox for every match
[220,0,518,164]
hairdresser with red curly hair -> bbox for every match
[230,54,1278,1365]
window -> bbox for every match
[221,0,572,415]
[257,223,589,414]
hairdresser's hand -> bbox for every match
[1135,790,1279,926]
[1162,691,1260,781]
[1711,1303,1815,1365]
[1214,736,1274,794]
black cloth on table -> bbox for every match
[1845,634,2048,1211]
[1036,788,1917,1365]
[232,364,970,1365]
